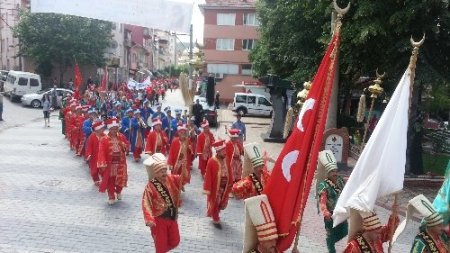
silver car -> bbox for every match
[21,88,73,108]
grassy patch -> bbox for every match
[422,153,449,176]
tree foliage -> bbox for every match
[13,11,113,82]
[251,0,450,91]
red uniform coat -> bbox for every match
[196,132,215,158]
[97,132,130,192]
[142,175,182,226]
[64,110,73,138]
[231,169,271,200]
[67,112,78,148]
[225,140,243,181]
[167,137,193,185]
[85,132,104,174]
[144,130,169,155]
[343,214,400,253]
[203,156,233,217]
[76,115,88,155]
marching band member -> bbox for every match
[196,119,215,177]
[130,109,147,162]
[316,150,348,253]
[85,120,105,186]
[204,140,233,229]
[232,143,270,200]
[167,123,193,186]
[226,128,244,183]
[392,194,448,253]
[97,118,130,205]
[344,209,399,253]
[142,153,182,253]
[145,118,169,156]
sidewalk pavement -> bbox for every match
[0,90,420,252]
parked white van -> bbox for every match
[3,71,42,99]
[232,92,273,117]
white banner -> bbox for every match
[31,0,193,33]
[333,67,412,228]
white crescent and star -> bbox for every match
[281,150,300,182]
[297,98,315,132]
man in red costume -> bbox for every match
[232,142,270,200]
[97,118,130,205]
[204,139,233,229]
[65,102,77,146]
[85,120,105,186]
[142,153,182,253]
[145,118,169,156]
[167,124,193,186]
[196,119,215,177]
[344,209,399,253]
[226,128,244,183]
[75,105,90,156]
[70,105,83,153]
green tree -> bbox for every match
[252,0,450,174]
[13,11,113,85]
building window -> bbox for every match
[242,39,256,51]
[216,39,235,51]
[217,13,236,26]
[241,64,253,75]
[243,13,259,26]
[207,64,239,75]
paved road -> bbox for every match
[0,90,419,252]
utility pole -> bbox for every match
[188,24,193,89]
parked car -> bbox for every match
[3,71,42,101]
[232,92,272,117]
[193,95,218,127]
[21,88,73,108]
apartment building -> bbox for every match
[200,0,260,102]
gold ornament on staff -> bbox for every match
[291,1,349,252]
[360,70,385,150]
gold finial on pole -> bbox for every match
[361,71,385,149]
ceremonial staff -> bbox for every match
[291,0,349,251]
[360,70,385,150]
[387,33,425,253]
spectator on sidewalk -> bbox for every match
[43,94,51,127]
[0,83,4,121]
[51,85,58,109]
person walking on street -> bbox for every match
[43,94,51,127]
[192,99,203,127]
[231,114,246,142]
[215,91,220,109]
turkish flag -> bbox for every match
[263,33,340,251]
[73,63,83,99]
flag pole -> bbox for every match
[387,34,425,253]
[290,1,349,252]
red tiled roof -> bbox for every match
[201,0,256,8]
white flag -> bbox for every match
[31,0,193,34]
[332,67,412,227]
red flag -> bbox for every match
[263,33,340,251]
[73,63,83,99]
[100,66,109,92]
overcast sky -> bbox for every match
[177,0,205,44]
